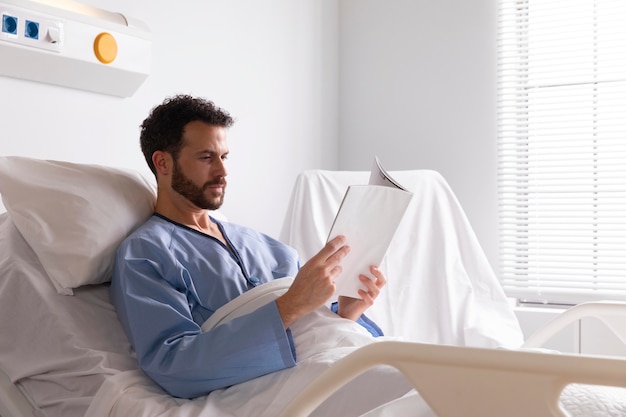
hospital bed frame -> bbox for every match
[1,302,624,417]
[281,341,626,417]
[279,301,626,417]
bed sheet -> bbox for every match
[0,213,138,417]
[86,313,417,417]
[87,374,436,417]
[85,277,417,417]
[0,212,419,417]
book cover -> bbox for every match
[327,157,413,298]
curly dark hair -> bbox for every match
[140,94,235,176]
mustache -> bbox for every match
[202,178,227,189]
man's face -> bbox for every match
[170,121,229,211]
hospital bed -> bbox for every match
[0,156,624,417]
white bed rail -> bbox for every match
[523,300,626,349]
[278,340,626,417]
[280,300,626,417]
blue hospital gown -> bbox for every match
[110,214,381,399]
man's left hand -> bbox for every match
[336,266,387,321]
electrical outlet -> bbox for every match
[25,19,38,40]
[2,13,17,35]
[0,0,151,97]
[0,7,62,52]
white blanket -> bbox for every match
[85,279,414,417]
[200,277,293,332]
[561,384,626,417]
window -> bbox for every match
[497,0,626,304]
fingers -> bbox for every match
[357,266,386,301]
[357,276,378,304]
[369,265,387,288]
[302,236,349,282]
[284,238,349,319]
[315,235,349,264]
[337,266,387,321]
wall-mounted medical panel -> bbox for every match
[0,0,151,97]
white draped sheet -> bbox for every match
[280,169,524,347]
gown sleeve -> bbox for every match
[110,236,297,399]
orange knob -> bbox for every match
[94,32,118,64]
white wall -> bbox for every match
[1,0,499,268]
[338,0,499,268]
[0,0,339,239]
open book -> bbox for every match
[327,157,414,298]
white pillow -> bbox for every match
[0,156,156,295]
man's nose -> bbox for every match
[215,159,227,177]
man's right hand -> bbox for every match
[275,235,350,328]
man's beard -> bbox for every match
[171,161,226,210]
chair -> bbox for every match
[280,168,523,347]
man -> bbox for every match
[110,94,387,399]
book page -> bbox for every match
[327,158,413,298]
[368,156,409,191]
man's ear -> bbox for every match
[152,151,173,177]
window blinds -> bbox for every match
[497,0,626,304]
